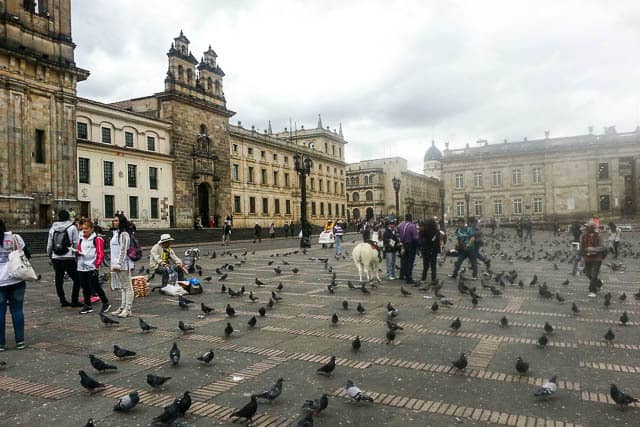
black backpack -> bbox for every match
[52,225,72,256]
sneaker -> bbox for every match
[471,276,478,281]
[588,293,597,298]
[70,302,83,308]
[117,309,131,318]
[111,307,123,315]
[389,276,396,280]
[16,342,25,350]
[101,303,112,313]
[60,301,71,308]
[448,274,457,279]
[79,306,94,314]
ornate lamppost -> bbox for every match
[294,152,313,248]
[439,187,446,231]
[392,177,401,219]
[464,192,470,221]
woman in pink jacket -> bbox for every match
[77,220,110,314]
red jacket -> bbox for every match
[581,232,603,262]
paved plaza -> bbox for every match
[1,231,639,426]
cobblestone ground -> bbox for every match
[1,231,639,426]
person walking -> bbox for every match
[524,218,533,244]
[419,218,440,284]
[222,216,232,246]
[269,223,276,239]
[110,214,134,318]
[253,222,262,243]
[382,220,399,280]
[581,221,606,297]
[283,222,290,238]
[77,220,110,314]
[333,220,345,256]
[397,214,419,285]
[469,217,491,272]
[47,210,81,307]
[0,219,28,351]
[149,234,184,286]
[608,222,621,259]
[449,217,478,280]
[553,220,561,237]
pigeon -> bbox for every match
[277,282,284,291]
[230,395,258,423]
[220,284,227,293]
[400,286,411,296]
[544,322,554,335]
[196,349,215,364]
[201,302,215,315]
[302,393,329,414]
[219,273,228,281]
[89,354,117,372]
[345,380,374,402]
[555,293,565,303]
[139,318,157,332]
[620,311,629,326]
[451,353,467,372]
[331,313,339,326]
[387,302,398,317]
[274,266,282,275]
[84,419,95,427]
[204,276,212,282]
[450,317,461,332]
[267,298,275,308]
[317,356,336,376]
[571,302,580,315]
[271,291,282,302]
[534,375,557,398]
[360,283,370,294]
[255,278,267,287]
[169,342,180,366]
[152,401,180,426]
[387,320,403,331]
[386,329,396,344]
[561,279,569,286]
[529,275,538,286]
[500,316,509,328]
[175,391,192,416]
[113,345,136,359]
[537,335,548,348]
[515,357,529,375]
[292,267,299,274]
[79,370,106,394]
[327,284,335,294]
[100,313,119,326]
[610,384,639,409]
[248,315,257,328]
[225,322,234,337]
[619,292,627,302]
[430,301,439,313]
[342,300,349,310]
[0,361,6,369]
[296,412,314,427]
[258,306,267,317]
[347,280,356,289]
[604,328,615,343]
[255,378,284,401]
[249,292,259,302]
[113,391,140,412]
[356,303,365,315]
[147,373,171,388]
[226,304,236,317]
[178,298,190,309]
[179,295,194,305]
[178,320,194,334]
[352,336,361,352]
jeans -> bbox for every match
[401,243,418,283]
[78,270,108,307]
[335,235,342,255]
[0,281,26,346]
[52,258,79,304]
[420,249,437,282]
[474,248,489,265]
[385,251,396,278]
[452,248,478,277]
[585,261,602,293]
[156,266,185,286]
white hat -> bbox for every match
[158,233,175,244]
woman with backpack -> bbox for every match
[77,220,110,314]
[110,214,134,318]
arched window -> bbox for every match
[178,65,184,81]
[352,192,360,202]
[352,208,360,219]
[207,77,213,92]
[199,124,208,136]
[365,191,373,201]
[187,68,193,84]
[346,193,350,202]
[214,80,221,94]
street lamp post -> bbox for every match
[392,177,401,219]
[439,188,446,231]
[294,152,313,248]
[464,192,470,221]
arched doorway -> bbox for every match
[365,207,374,220]
[352,208,360,220]
[197,182,210,227]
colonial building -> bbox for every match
[441,128,640,222]
[76,98,174,227]
[346,157,442,221]
[0,0,89,227]
[229,117,348,228]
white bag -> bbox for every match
[7,237,38,281]
[159,283,187,297]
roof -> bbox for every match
[424,141,443,161]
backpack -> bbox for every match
[127,232,143,261]
[52,225,72,256]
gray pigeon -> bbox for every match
[254,378,284,402]
[113,391,140,412]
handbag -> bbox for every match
[7,236,38,281]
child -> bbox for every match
[77,220,110,314]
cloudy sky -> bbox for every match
[73,0,640,173]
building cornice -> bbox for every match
[77,98,173,127]
[77,139,174,161]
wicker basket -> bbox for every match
[131,275,149,298]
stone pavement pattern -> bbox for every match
[0,232,639,426]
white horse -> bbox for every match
[352,234,383,283]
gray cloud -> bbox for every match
[73,0,640,172]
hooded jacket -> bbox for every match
[47,220,79,259]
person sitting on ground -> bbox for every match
[149,234,184,287]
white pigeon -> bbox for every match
[534,375,557,398]
[345,380,374,403]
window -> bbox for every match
[104,195,114,218]
[285,199,291,214]
[532,167,542,184]
[149,167,158,190]
[341,183,344,194]
[310,178,315,191]
[328,203,332,216]
[147,136,156,151]
[320,202,325,216]
[232,164,239,181]
[334,182,338,194]
[455,174,464,189]
[261,169,267,185]
[325,142,328,153]
[249,197,256,214]
[455,201,465,217]
[599,195,610,211]
[533,197,543,214]
[365,191,373,201]
[474,172,482,188]
[260,150,266,159]
[512,169,522,186]
[364,176,369,185]
[332,145,336,156]
[339,148,342,158]
[275,199,280,214]
[35,129,45,163]
[341,205,345,217]
[101,127,111,144]
[512,198,522,215]
[262,198,269,214]
[77,122,88,139]
[598,162,609,180]
[150,198,159,219]
[273,153,278,161]
[311,202,317,215]
[474,200,483,216]
[234,196,242,213]
[352,192,360,202]
[247,147,253,156]
[247,167,254,183]
[273,171,279,186]
[103,161,114,186]
[129,196,139,219]
[127,164,137,188]
[232,144,238,153]
[284,173,290,187]
[78,158,90,184]
[284,156,289,164]
[494,199,504,216]
[319,179,324,192]
[125,131,134,147]
[492,171,502,187]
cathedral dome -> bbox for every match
[424,141,442,161]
